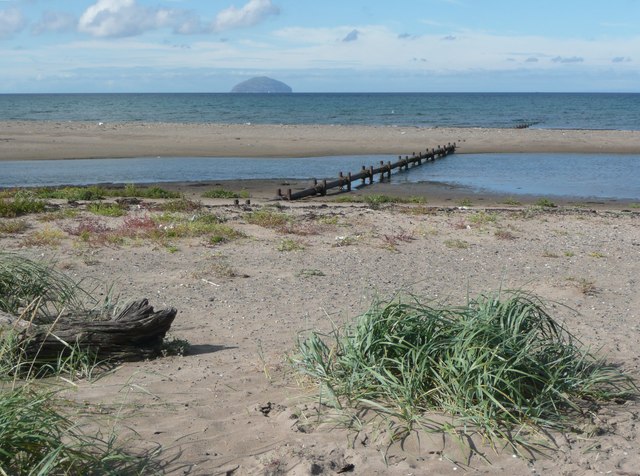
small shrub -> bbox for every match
[458,198,473,207]
[64,218,111,236]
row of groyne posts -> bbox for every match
[277,142,456,201]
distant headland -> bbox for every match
[230,76,292,93]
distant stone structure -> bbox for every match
[230,76,292,93]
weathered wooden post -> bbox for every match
[347,172,352,191]
[369,165,374,184]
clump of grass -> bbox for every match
[503,197,522,206]
[444,238,469,249]
[292,291,637,450]
[22,228,65,248]
[202,187,249,199]
[297,269,326,278]
[0,385,163,475]
[494,229,516,240]
[245,208,290,229]
[458,198,473,207]
[0,191,46,218]
[115,184,180,199]
[535,198,557,208]
[157,197,201,213]
[333,194,426,207]
[87,202,127,217]
[469,211,497,226]
[34,186,105,201]
[207,225,244,245]
[0,252,92,317]
[277,238,305,252]
[0,219,29,235]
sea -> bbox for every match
[1,93,639,199]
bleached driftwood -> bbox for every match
[0,299,177,362]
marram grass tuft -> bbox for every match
[292,291,637,450]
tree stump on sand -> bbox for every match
[1,299,177,362]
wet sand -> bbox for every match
[2,121,640,161]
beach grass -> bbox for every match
[292,291,637,451]
[0,253,171,474]
[0,191,46,218]
[202,187,250,199]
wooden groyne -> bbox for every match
[277,142,456,200]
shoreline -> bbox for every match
[14,178,633,211]
[2,121,640,161]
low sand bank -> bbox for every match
[2,121,640,160]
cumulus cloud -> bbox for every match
[342,29,359,42]
[32,11,77,35]
[212,0,279,33]
[78,0,203,37]
[0,7,26,39]
[551,56,584,63]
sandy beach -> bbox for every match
[1,123,639,475]
[2,121,640,161]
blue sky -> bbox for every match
[1,0,639,93]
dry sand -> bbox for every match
[1,122,640,475]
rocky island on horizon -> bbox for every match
[230,76,292,93]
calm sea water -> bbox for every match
[1,154,638,200]
[1,93,638,198]
[1,92,640,129]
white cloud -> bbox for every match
[0,7,26,39]
[32,11,77,35]
[212,0,279,33]
[78,0,186,38]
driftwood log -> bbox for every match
[0,299,177,362]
